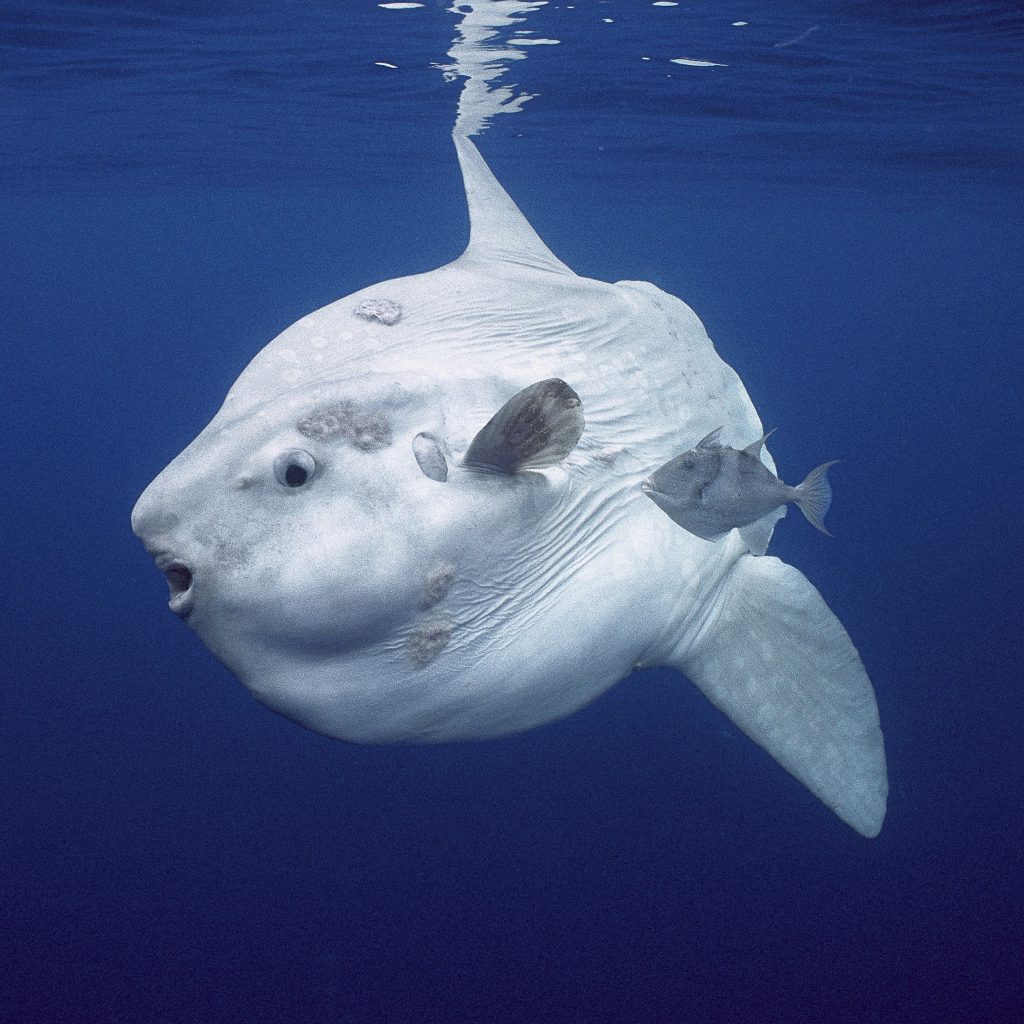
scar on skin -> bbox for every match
[297,401,393,451]
[212,537,253,571]
[406,621,452,666]
[418,565,455,610]
[592,445,622,465]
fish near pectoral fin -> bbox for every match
[462,379,585,474]
[675,553,887,837]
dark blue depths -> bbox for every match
[2,3,1023,1022]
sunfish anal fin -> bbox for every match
[672,547,888,836]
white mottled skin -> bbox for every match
[132,135,887,837]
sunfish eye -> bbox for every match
[274,449,317,488]
[683,457,696,470]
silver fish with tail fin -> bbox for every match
[642,427,838,541]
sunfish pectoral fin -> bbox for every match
[462,378,585,475]
[674,552,887,837]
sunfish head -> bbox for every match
[132,366,559,741]
[133,368,444,645]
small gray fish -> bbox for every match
[641,427,837,541]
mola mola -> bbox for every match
[132,135,887,837]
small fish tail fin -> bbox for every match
[794,460,839,536]
[666,541,887,836]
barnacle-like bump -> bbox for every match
[354,298,403,326]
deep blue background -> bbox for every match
[3,2,1023,1022]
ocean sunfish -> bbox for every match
[642,426,838,541]
[131,135,887,837]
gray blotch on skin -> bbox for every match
[212,536,253,571]
[297,401,393,451]
[592,445,622,466]
[418,565,455,610]
[354,298,402,326]
[405,620,453,666]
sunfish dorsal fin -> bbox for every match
[453,133,574,275]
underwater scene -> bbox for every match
[3,1,1023,1021]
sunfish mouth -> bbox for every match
[158,559,194,618]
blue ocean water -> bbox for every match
[3,2,1023,1022]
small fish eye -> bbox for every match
[274,449,316,488]
[684,457,695,470]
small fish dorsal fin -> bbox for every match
[742,428,777,459]
[453,133,574,275]
[695,426,724,450]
